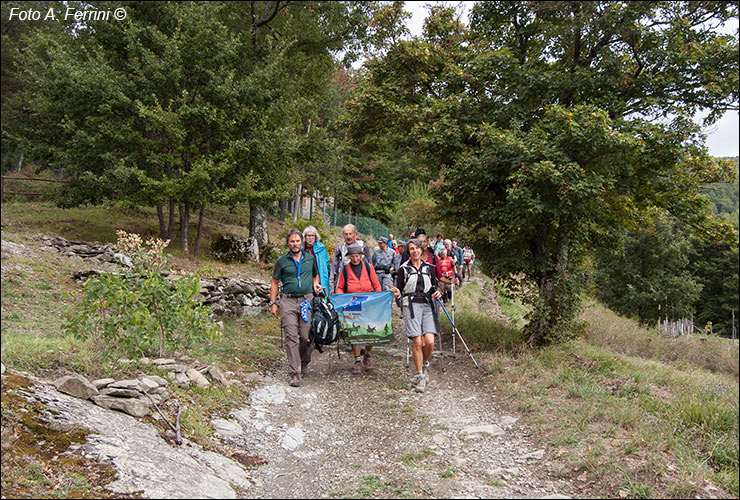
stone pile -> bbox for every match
[53,357,233,418]
[36,233,272,317]
[70,270,271,317]
[34,234,131,266]
[195,276,270,317]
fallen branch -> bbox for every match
[140,390,183,445]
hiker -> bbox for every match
[393,240,406,272]
[391,239,400,254]
[436,248,456,303]
[462,243,475,281]
[399,228,429,267]
[329,224,371,293]
[389,238,442,393]
[450,238,464,286]
[269,229,322,387]
[432,232,445,256]
[333,244,382,374]
[372,237,396,291]
[302,225,330,291]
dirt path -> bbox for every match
[217,314,575,499]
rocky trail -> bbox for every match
[5,315,578,499]
[230,324,575,499]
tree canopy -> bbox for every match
[345,1,739,345]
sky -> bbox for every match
[403,1,739,158]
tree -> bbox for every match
[6,1,374,257]
[593,216,702,325]
[345,2,739,345]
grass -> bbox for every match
[400,447,436,468]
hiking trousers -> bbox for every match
[377,271,393,292]
[280,294,313,376]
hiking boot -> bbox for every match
[289,374,301,387]
[422,360,430,376]
[363,354,375,371]
[301,364,309,377]
[414,374,426,393]
[352,360,364,375]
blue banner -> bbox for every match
[328,291,394,345]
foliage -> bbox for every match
[64,231,219,358]
[345,1,739,346]
[688,235,739,335]
[593,215,702,325]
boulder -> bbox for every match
[100,387,141,398]
[186,368,211,389]
[53,374,99,399]
[92,395,150,417]
[108,379,143,391]
[92,378,116,390]
[208,365,230,386]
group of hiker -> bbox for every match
[269,224,475,392]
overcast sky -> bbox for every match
[404,1,739,158]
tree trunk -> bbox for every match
[193,203,205,256]
[293,183,302,222]
[156,201,167,240]
[332,194,337,226]
[249,204,269,255]
[167,199,176,241]
[179,201,190,255]
[309,194,314,220]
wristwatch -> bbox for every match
[268,301,277,307]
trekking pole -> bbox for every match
[406,338,410,369]
[434,297,444,358]
[451,281,456,359]
[435,298,480,370]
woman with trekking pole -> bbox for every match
[389,238,442,393]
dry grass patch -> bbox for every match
[581,300,739,378]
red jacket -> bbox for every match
[334,261,381,294]
[437,257,455,279]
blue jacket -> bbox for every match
[304,241,330,292]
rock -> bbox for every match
[100,387,141,398]
[92,395,150,417]
[541,495,571,499]
[143,374,168,387]
[523,449,545,460]
[281,425,305,451]
[113,253,132,267]
[171,372,190,386]
[139,377,160,393]
[92,378,116,390]
[140,357,152,365]
[212,418,244,439]
[159,364,190,373]
[53,374,99,399]
[186,368,211,389]
[1,363,4,374]
[460,424,505,440]
[109,379,142,391]
[251,385,287,405]
[208,365,230,386]
[151,358,177,365]
[500,415,519,427]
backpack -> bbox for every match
[309,294,344,354]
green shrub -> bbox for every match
[64,230,219,358]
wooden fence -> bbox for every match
[1,175,68,202]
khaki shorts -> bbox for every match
[403,302,438,338]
